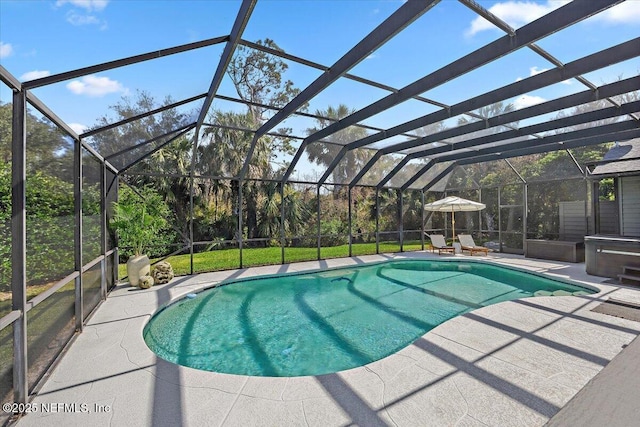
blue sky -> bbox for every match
[1,0,638,177]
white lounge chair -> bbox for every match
[458,234,490,256]
[427,234,455,255]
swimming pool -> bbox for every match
[143,259,596,377]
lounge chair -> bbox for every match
[427,234,455,255]
[458,234,490,256]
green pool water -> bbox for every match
[143,260,596,377]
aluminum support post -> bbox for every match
[593,181,600,234]
[348,187,353,257]
[238,181,243,269]
[523,184,528,251]
[114,175,119,285]
[11,90,28,404]
[421,191,425,251]
[498,187,502,253]
[317,185,321,260]
[375,188,380,254]
[189,127,199,276]
[478,188,482,238]
[74,134,83,330]
[399,189,404,252]
[101,161,107,300]
[280,183,285,265]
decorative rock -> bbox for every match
[152,261,174,285]
[139,275,154,289]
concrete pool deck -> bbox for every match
[16,252,640,426]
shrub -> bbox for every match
[110,186,174,260]
[0,162,79,291]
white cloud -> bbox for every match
[57,1,108,27]
[0,41,13,58]
[56,0,109,12]
[68,123,88,135]
[20,70,51,81]
[466,0,638,36]
[594,1,640,24]
[516,66,547,81]
[466,1,569,36]
[366,53,378,60]
[66,74,127,97]
[514,94,546,109]
[66,11,100,26]
[516,66,572,84]
[528,66,548,76]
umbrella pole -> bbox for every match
[451,206,455,243]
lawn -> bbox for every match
[119,240,427,279]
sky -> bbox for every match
[0,0,639,179]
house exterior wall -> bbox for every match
[559,201,587,241]
[621,176,640,237]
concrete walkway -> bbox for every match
[16,252,640,426]
[546,326,640,427]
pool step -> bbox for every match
[618,265,640,286]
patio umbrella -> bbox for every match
[424,196,486,242]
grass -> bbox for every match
[0,282,62,320]
[119,240,428,279]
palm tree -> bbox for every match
[257,181,280,240]
[455,102,518,186]
[200,110,283,239]
[256,182,310,242]
[305,105,371,193]
[368,188,400,232]
[200,110,255,177]
[282,184,309,237]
